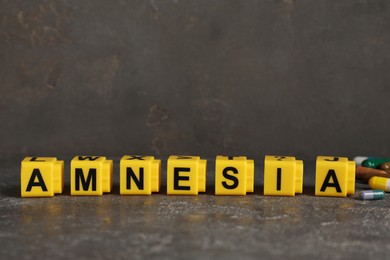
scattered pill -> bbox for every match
[358,190,385,200]
[356,166,389,182]
[369,176,390,192]
[362,158,390,169]
[353,156,369,166]
[379,162,390,172]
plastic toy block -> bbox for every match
[120,155,161,195]
[20,157,64,197]
[263,155,303,196]
[215,156,254,195]
[71,156,113,196]
[315,156,355,197]
[167,155,206,195]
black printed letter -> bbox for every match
[126,167,144,190]
[222,167,239,189]
[173,167,190,190]
[276,168,282,190]
[26,169,48,192]
[320,169,342,193]
[75,168,97,191]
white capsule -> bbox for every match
[353,156,369,166]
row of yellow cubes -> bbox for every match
[20,155,355,197]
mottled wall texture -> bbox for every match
[1,0,390,159]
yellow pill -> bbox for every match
[369,176,390,192]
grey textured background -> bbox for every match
[2,158,390,259]
[1,0,390,159]
[2,1,390,259]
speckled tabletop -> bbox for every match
[1,158,389,259]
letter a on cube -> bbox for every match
[263,155,303,196]
[215,156,254,195]
[20,157,64,197]
[120,155,161,195]
[315,156,355,197]
[71,156,113,196]
[167,155,206,195]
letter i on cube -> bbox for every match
[263,155,303,196]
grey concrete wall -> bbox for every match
[1,0,390,159]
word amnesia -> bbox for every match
[20,155,356,198]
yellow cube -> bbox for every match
[120,155,161,195]
[71,156,113,196]
[215,156,254,195]
[167,155,206,195]
[20,157,64,197]
[263,155,303,196]
[315,156,355,197]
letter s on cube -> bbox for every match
[215,156,254,195]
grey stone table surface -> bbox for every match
[1,157,389,260]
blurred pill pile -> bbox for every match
[354,156,390,200]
